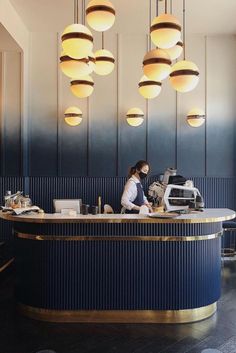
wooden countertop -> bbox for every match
[0,209,235,224]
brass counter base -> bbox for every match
[18,302,217,324]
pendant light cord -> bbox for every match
[156,0,158,16]
[81,0,85,25]
[165,0,167,14]
[148,0,151,51]
[170,0,173,14]
[102,32,104,49]
[183,0,186,59]
[74,0,79,23]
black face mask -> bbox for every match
[139,171,148,179]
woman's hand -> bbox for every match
[145,202,153,213]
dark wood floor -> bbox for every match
[0,260,236,353]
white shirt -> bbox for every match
[121,175,148,211]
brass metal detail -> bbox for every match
[17,302,217,323]
[15,231,223,242]
[64,113,82,118]
[143,57,171,66]
[95,56,115,63]
[139,81,162,87]
[61,32,93,43]
[0,258,14,273]
[71,80,94,87]
[150,22,181,33]
[0,209,234,224]
[187,115,205,119]
[60,55,89,63]
[86,5,115,16]
[126,114,144,118]
[170,69,199,77]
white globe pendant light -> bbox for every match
[94,49,115,75]
[143,49,171,81]
[150,13,181,49]
[126,108,144,127]
[187,108,205,127]
[60,52,95,78]
[70,75,94,98]
[169,0,200,93]
[61,23,93,59]
[170,60,199,93]
[86,0,116,32]
[138,75,162,99]
[165,40,183,61]
[64,106,83,126]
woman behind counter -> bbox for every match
[121,160,152,214]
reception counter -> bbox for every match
[0,209,235,323]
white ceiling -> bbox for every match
[9,0,236,35]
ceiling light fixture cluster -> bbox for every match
[60,0,116,126]
[139,0,199,100]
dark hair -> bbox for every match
[128,160,150,178]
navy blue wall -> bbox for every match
[1,109,235,177]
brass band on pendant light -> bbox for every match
[187,108,205,127]
[86,0,116,32]
[169,0,199,92]
[64,106,83,126]
[126,108,144,127]
[61,0,94,59]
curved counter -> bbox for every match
[1,209,235,324]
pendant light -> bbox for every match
[139,75,162,99]
[70,75,94,98]
[187,108,205,127]
[143,1,171,82]
[61,0,93,59]
[126,108,144,127]
[64,106,83,126]
[139,0,162,99]
[143,48,171,81]
[150,0,181,49]
[86,0,116,32]
[170,0,199,92]
[60,52,96,78]
[165,40,183,61]
[94,32,115,76]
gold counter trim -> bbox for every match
[0,258,14,273]
[17,302,217,323]
[1,209,235,224]
[15,231,223,242]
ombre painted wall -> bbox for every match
[1,33,236,177]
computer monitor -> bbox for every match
[53,199,82,214]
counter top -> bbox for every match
[0,208,235,224]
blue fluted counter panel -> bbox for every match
[14,220,222,311]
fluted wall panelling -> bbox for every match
[0,33,235,177]
[28,33,236,177]
[0,51,22,176]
